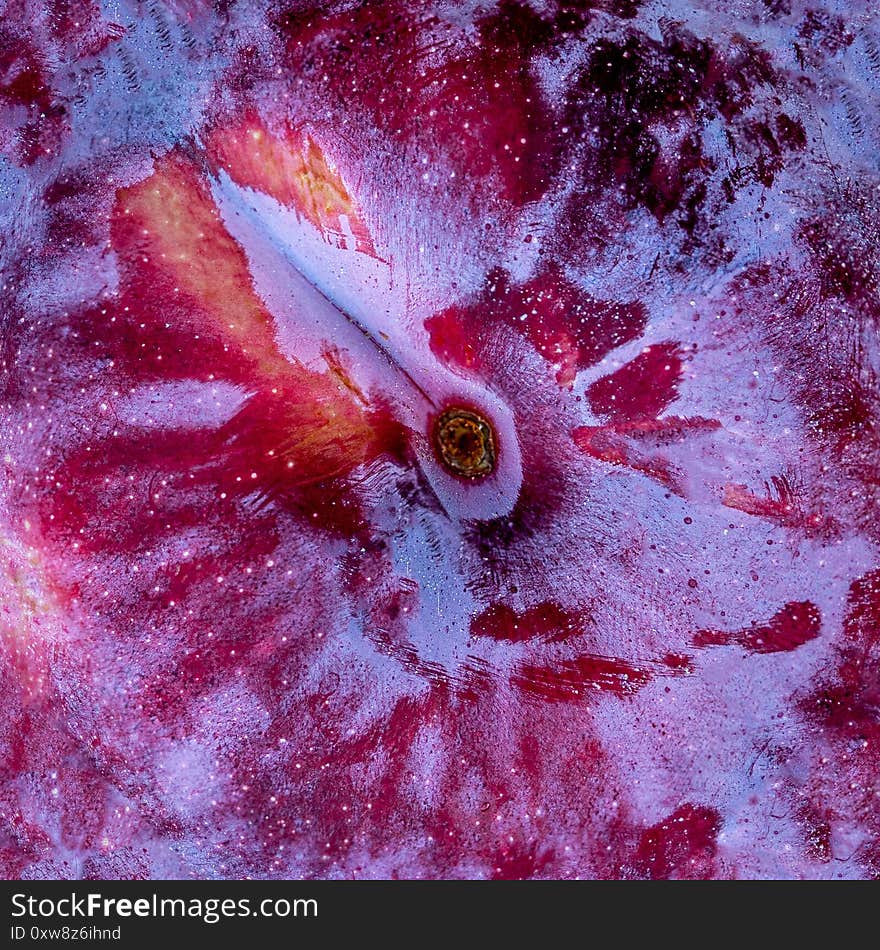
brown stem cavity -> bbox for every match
[433,407,497,479]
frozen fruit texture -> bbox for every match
[428,265,648,387]
[1,0,880,880]
[694,601,822,654]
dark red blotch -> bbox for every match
[588,343,684,422]
[629,804,722,879]
[695,601,821,654]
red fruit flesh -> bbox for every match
[1,0,880,880]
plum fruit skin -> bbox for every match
[1,0,879,880]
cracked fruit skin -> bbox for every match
[1,0,880,880]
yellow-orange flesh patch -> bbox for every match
[205,113,378,257]
[112,152,386,485]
